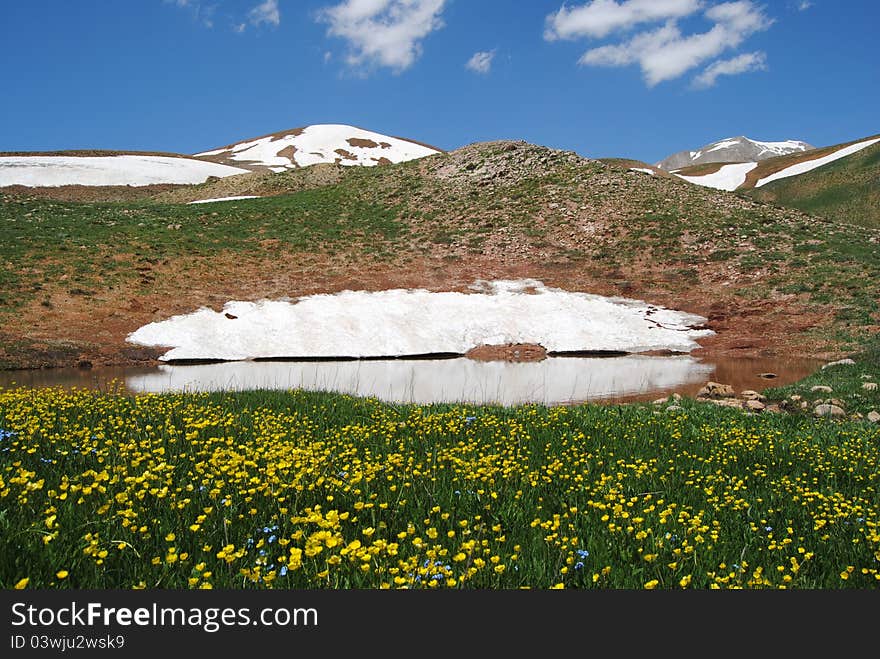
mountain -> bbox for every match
[0,125,442,191]
[746,135,880,228]
[656,136,814,171]
[673,134,880,195]
[3,138,879,372]
[193,123,443,172]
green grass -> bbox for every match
[1,385,879,590]
[764,338,880,416]
[0,186,404,311]
[747,141,880,228]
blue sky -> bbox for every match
[2,1,878,164]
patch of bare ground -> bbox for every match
[334,149,357,162]
[673,162,742,177]
[0,183,185,203]
[466,343,547,362]
[3,244,843,369]
[347,138,380,149]
[0,150,192,158]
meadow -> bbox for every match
[1,382,878,590]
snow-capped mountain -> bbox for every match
[656,136,814,171]
[194,124,442,172]
[672,135,880,192]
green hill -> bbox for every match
[747,138,880,228]
[2,139,879,369]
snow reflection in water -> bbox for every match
[122,355,714,406]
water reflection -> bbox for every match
[0,355,823,407]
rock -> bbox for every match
[758,373,777,379]
[666,405,683,412]
[705,398,744,409]
[744,400,766,412]
[672,393,682,401]
[740,390,766,402]
[829,399,846,409]
[466,343,548,362]
[653,398,669,405]
[814,404,846,418]
[822,358,855,369]
[863,382,878,392]
[868,411,880,424]
[790,395,802,402]
[697,382,736,399]
[800,401,809,410]
[810,385,833,394]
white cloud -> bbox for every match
[692,50,766,87]
[562,1,774,87]
[466,50,495,74]
[317,0,447,73]
[249,0,281,27]
[798,1,813,10]
[165,0,215,28]
[545,0,703,40]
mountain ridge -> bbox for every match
[657,135,814,171]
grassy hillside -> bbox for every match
[1,139,879,368]
[747,140,880,228]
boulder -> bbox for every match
[706,398,744,409]
[822,358,855,369]
[867,411,880,424]
[814,404,846,418]
[697,382,736,399]
[744,400,766,412]
[810,385,833,394]
[862,382,878,392]
[740,390,766,401]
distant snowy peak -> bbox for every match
[657,136,814,171]
[194,124,442,171]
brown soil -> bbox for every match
[0,149,191,158]
[466,343,548,362]
[276,145,298,164]
[0,183,185,203]
[348,138,380,149]
[0,248,843,371]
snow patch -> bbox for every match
[0,155,249,187]
[188,195,261,204]
[706,139,742,153]
[755,138,880,188]
[629,167,656,176]
[676,162,758,191]
[126,279,714,362]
